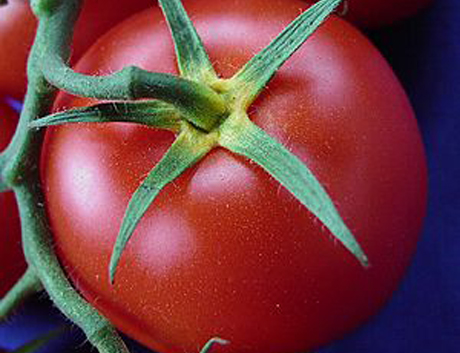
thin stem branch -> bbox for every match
[0,268,42,319]
[0,0,132,351]
[15,181,129,353]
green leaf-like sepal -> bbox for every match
[30,101,182,131]
[159,0,218,83]
[109,125,218,283]
[229,0,341,108]
[219,114,369,267]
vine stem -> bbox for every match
[0,0,131,352]
[34,0,226,132]
[0,268,42,319]
[15,181,129,353]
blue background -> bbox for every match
[1,0,459,352]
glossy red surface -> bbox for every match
[42,0,427,352]
[0,100,24,298]
[0,0,154,98]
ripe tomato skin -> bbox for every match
[42,0,427,352]
[324,0,433,28]
[0,0,154,99]
[0,99,24,298]
[0,1,37,100]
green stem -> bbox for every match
[15,182,129,353]
[0,268,42,319]
[36,0,226,132]
[199,338,229,353]
[0,1,131,351]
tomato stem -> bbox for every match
[0,1,133,352]
[199,338,230,353]
[34,0,226,132]
[14,182,130,353]
[0,268,42,319]
[0,0,371,352]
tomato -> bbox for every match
[41,0,427,352]
[0,99,24,298]
[0,0,154,99]
[0,1,36,100]
[320,0,433,28]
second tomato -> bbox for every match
[0,99,24,298]
[317,0,433,28]
[0,0,154,99]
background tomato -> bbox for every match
[322,0,434,28]
[0,0,154,99]
[0,99,24,298]
[41,0,427,352]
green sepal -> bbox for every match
[158,0,218,83]
[229,0,341,108]
[30,101,182,132]
[219,114,369,267]
[109,124,218,283]
[12,326,66,353]
[199,338,230,353]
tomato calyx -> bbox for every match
[1,0,371,351]
[33,0,368,284]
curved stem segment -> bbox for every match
[0,268,42,319]
[109,124,218,282]
[36,0,225,132]
[199,338,230,353]
[219,114,369,267]
[0,1,130,351]
[15,182,129,353]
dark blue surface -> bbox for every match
[1,0,459,352]
[322,0,460,352]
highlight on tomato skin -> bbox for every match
[308,0,434,28]
[40,0,427,352]
[0,99,24,298]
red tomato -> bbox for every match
[0,0,154,99]
[41,0,427,352]
[0,99,24,298]
[322,0,433,28]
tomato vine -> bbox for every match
[0,0,376,352]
